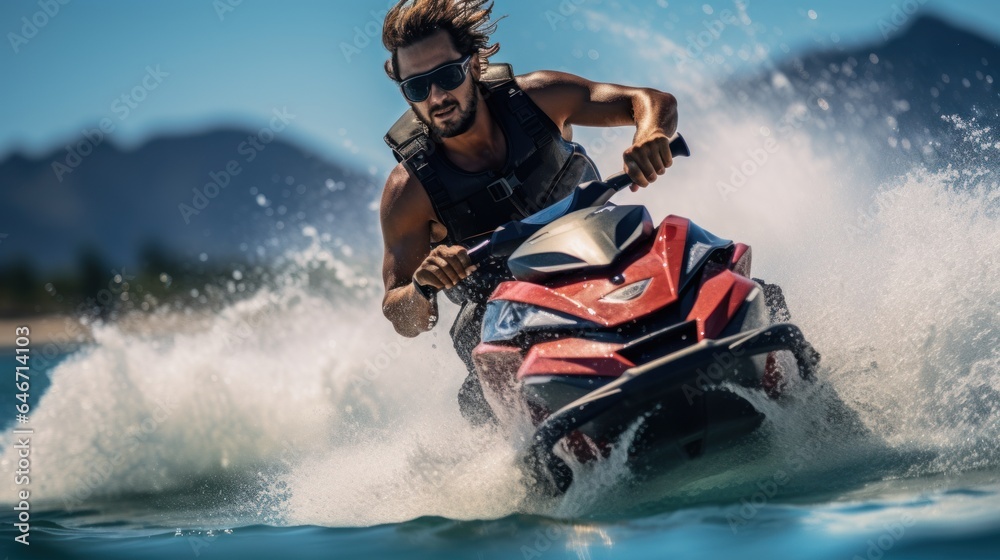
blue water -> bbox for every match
[3,478,1000,559]
[2,153,999,558]
[4,7,1000,560]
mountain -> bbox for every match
[729,13,999,172]
[2,12,996,293]
[0,128,382,277]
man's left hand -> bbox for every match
[623,130,674,191]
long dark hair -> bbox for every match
[382,0,502,81]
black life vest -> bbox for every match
[384,62,600,247]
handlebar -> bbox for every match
[603,132,690,192]
[422,133,690,292]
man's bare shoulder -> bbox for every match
[515,69,582,94]
[380,163,432,230]
[516,70,584,136]
[381,163,415,209]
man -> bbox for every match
[378,0,678,424]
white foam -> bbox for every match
[2,25,999,529]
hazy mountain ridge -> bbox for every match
[1,13,997,291]
[0,128,380,274]
[731,13,999,171]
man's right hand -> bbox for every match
[413,245,477,290]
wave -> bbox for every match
[2,33,998,532]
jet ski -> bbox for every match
[465,134,821,493]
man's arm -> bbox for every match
[380,164,475,337]
[381,165,435,337]
[517,71,679,189]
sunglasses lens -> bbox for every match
[400,57,468,102]
[403,77,430,102]
[437,65,465,90]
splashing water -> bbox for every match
[2,50,999,536]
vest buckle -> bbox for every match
[486,176,520,202]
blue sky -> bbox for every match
[3,0,999,174]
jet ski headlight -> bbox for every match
[599,278,651,303]
[481,300,596,343]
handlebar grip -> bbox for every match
[607,132,690,191]
[466,133,690,266]
[668,132,690,158]
[413,277,439,300]
[466,238,491,266]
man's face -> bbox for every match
[396,30,479,140]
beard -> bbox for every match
[412,81,479,141]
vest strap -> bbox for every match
[475,83,555,210]
[385,62,567,244]
[486,175,519,202]
[406,149,453,215]
[506,86,553,151]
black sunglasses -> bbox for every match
[398,55,472,103]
